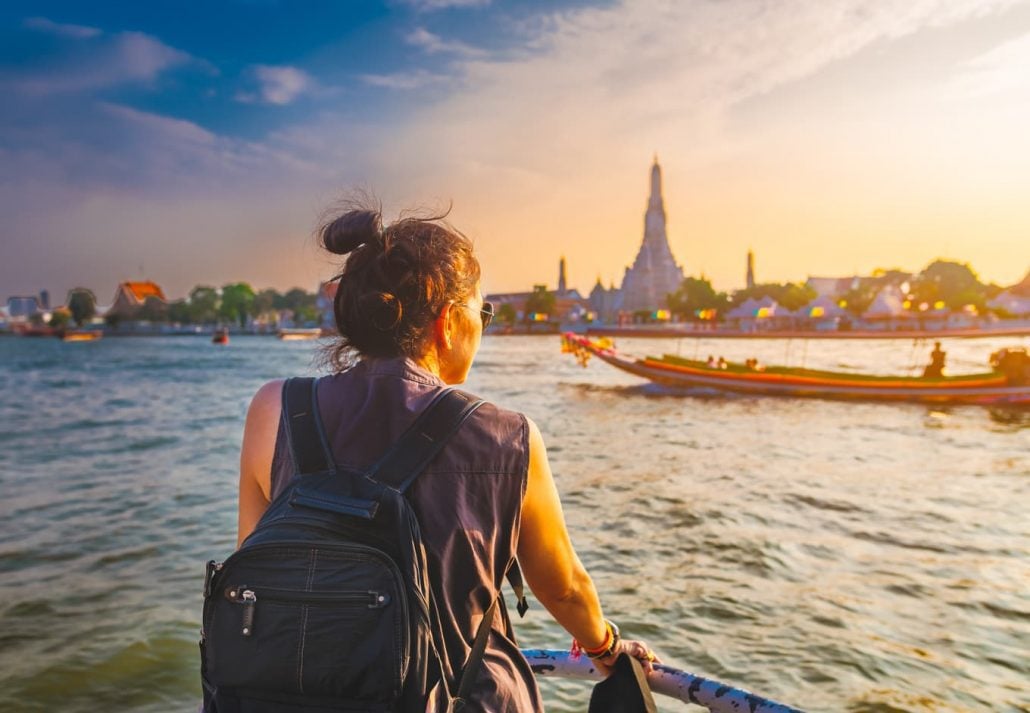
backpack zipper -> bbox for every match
[211,537,413,683]
[226,586,392,637]
[234,529,428,621]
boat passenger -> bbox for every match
[236,203,658,711]
[990,347,1030,385]
[717,356,728,370]
[923,341,946,378]
[706,354,717,368]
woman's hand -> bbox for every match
[593,638,662,676]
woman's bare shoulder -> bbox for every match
[523,415,545,451]
[246,379,285,431]
[252,379,285,406]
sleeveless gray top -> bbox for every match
[270,357,544,713]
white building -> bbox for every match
[805,276,859,299]
[988,290,1030,316]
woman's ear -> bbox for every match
[435,304,453,350]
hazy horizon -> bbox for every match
[3,0,1030,303]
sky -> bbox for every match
[2,0,1029,303]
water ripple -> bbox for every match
[0,334,1027,712]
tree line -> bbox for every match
[154,284,320,327]
[666,260,1008,322]
[51,284,320,328]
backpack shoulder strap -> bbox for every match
[451,564,528,710]
[452,567,527,708]
[281,377,336,475]
[367,388,484,492]
[452,597,499,710]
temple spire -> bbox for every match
[619,156,684,312]
[649,156,663,208]
[558,256,567,294]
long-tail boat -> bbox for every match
[562,333,1030,405]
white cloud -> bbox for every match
[94,102,333,184]
[99,102,217,146]
[241,65,312,105]
[23,16,101,39]
[949,31,1030,99]
[406,27,486,57]
[0,94,343,299]
[382,0,1023,173]
[397,0,491,11]
[119,33,194,81]
[7,30,192,94]
[360,69,448,90]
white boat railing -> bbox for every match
[522,649,803,712]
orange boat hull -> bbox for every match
[565,334,1030,406]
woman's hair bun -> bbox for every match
[321,209,383,255]
[359,291,403,331]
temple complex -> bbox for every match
[490,158,687,324]
[616,158,685,312]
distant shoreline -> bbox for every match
[3,325,1028,340]
[586,325,1030,340]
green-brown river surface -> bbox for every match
[1,334,1027,711]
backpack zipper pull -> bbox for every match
[240,590,256,636]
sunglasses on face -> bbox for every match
[454,301,494,329]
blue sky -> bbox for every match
[2,0,1029,303]
[0,1,578,183]
[0,1,591,140]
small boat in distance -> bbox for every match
[12,325,57,337]
[562,333,1030,406]
[278,327,324,341]
[61,330,103,342]
[212,328,229,345]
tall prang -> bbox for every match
[619,157,685,312]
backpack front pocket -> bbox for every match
[205,545,408,704]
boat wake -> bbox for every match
[561,380,752,401]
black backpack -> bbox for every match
[201,377,526,712]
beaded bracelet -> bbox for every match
[571,619,621,660]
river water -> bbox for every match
[0,334,1027,712]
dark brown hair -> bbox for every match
[319,197,480,370]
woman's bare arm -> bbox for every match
[517,417,657,671]
[237,379,283,548]
[517,417,608,647]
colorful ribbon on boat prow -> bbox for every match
[561,332,617,368]
[522,649,804,713]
